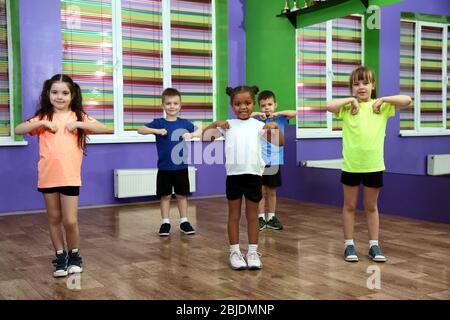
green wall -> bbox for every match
[215,0,228,121]
[246,0,386,121]
[246,0,296,120]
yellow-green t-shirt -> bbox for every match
[336,99,395,173]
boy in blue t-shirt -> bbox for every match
[138,88,202,236]
[252,90,296,231]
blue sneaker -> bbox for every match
[368,245,387,262]
[344,245,359,262]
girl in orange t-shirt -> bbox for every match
[15,74,109,277]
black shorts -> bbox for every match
[226,174,263,203]
[157,169,190,196]
[262,165,282,188]
[38,186,80,196]
[340,171,383,188]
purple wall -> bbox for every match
[0,0,243,213]
[227,0,246,118]
[297,0,450,176]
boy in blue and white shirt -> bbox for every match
[252,90,296,231]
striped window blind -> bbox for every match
[121,0,163,131]
[0,0,10,137]
[447,26,450,129]
[171,0,213,130]
[399,20,415,130]
[296,15,363,136]
[61,0,114,131]
[400,20,449,134]
[296,22,327,129]
[331,15,362,131]
[420,25,444,128]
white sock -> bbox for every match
[369,240,379,248]
[268,212,275,220]
[344,239,354,248]
[56,249,64,255]
[180,217,188,224]
[258,213,265,219]
[230,244,240,253]
[248,244,258,253]
[162,218,170,224]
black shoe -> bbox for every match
[159,223,171,236]
[67,249,83,274]
[180,221,195,235]
[52,250,68,277]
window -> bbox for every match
[61,0,214,143]
[400,19,450,136]
[296,15,364,139]
[0,0,10,138]
[0,0,24,146]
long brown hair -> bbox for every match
[33,74,88,150]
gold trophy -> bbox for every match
[301,0,308,9]
[292,0,300,11]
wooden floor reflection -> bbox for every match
[0,197,449,300]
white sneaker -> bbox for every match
[246,251,262,270]
[229,251,247,270]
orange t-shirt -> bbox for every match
[28,111,98,188]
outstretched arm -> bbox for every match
[183,127,203,140]
[202,121,229,141]
[67,120,111,134]
[137,126,167,136]
[263,122,284,146]
[15,119,57,135]
[327,97,359,115]
[271,109,297,120]
[372,95,412,113]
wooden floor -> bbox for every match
[0,197,449,300]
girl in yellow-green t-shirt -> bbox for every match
[327,66,411,263]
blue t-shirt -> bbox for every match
[255,115,288,166]
[145,118,196,170]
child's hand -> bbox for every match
[43,120,58,132]
[255,112,267,120]
[182,132,192,140]
[157,128,168,136]
[269,112,279,119]
[215,121,230,130]
[66,121,79,132]
[350,98,359,115]
[263,122,279,130]
[372,98,383,114]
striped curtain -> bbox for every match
[399,20,415,130]
[331,15,362,131]
[61,0,114,131]
[122,0,163,131]
[170,0,213,130]
[0,0,9,137]
[420,25,443,128]
[296,22,327,129]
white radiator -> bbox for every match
[114,167,197,198]
[427,154,450,176]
